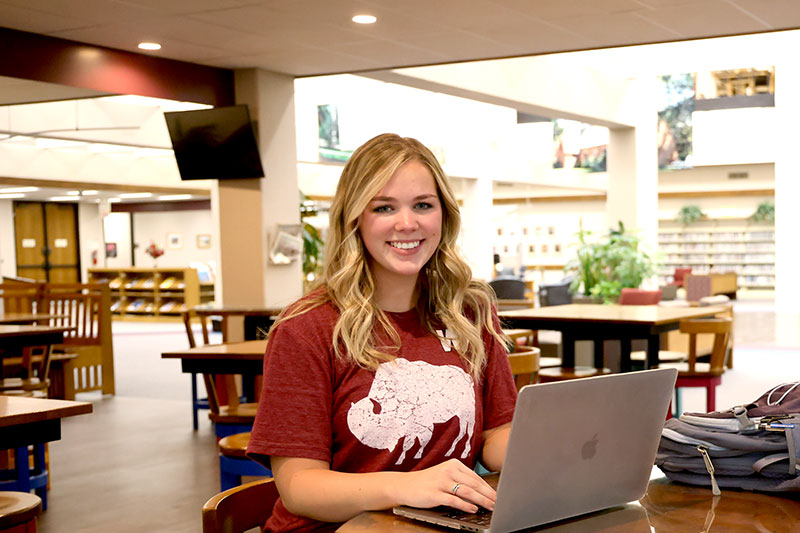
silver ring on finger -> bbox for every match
[451,483,461,496]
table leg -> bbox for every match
[593,339,604,369]
[646,334,660,369]
[620,338,632,373]
[562,332,576,367]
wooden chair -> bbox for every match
[507,345,540,391]
[658,317,733,416]
[631,303,734,369]
[202,478,278,533]
[217,432,272,491]
[203,373,259,438]
[0,491,42,532]
[40,283,115,399]
[181,310,212,430]
[0,344,52,397]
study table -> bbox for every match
[339,476,800,532]
[0,325,73,379]
[0,396,92,493]
[162,340,267,407]
[0,313,66,325]
[499,304,726,372]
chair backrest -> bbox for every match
[489,277,526,300]
[659,284,678,301]
[618,288,662,305]
[0,282,44,314]
[685,275,712,302]
[507,345,540,391]
[679,317,732,374]
[202,478,279,533]
[538,277,573,306]
[181,310,213,348]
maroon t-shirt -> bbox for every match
[247,301,517,532]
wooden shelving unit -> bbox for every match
[87,267,215,317]
[658,218,775,290]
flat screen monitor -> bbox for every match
[164,105,265,180]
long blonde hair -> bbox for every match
[276,133,503,380]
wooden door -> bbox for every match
[13,202,80,282]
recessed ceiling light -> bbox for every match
[119,192,153,199]
[0,186,38,193]
[0,193,25,199]
[67,190,81,196]
[81,190,99,196]
[352,14,377,24]
[108,198,121,203]
[138,42,161,51]
[49,196,80,201]
[158,194,193,201]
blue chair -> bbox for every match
[0,444,48,510]
[218,432,272,491]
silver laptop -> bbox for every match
[393,368,677,532]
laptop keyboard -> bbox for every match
[445,507,493,527]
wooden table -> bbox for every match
[162,339,267,376]
[162,340,267,406]
[340,476,800,532]
[0,325,73,379]
[499,304,725,372]
[0,396,92,493]
[0,313,66,325]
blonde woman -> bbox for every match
[247,133,517,531]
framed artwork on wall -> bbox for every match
[196,234,211,249]
[167,232,182,249]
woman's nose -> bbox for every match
[395,208,419,230]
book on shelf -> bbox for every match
[160,277,177,289]
[126,299,146,311]
[109,277,123,289]
[159,301,177,312]
[141,278,156,289]
[110,301,123,312]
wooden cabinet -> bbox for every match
[87,267,214,316]
[658,218,774,290]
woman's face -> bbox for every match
[359,159,443,287]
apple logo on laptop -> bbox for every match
[581,433,599,460]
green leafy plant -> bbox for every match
[565,221,657,303]
[749,201,775,224]
[676,205,705,225]
[302,222,324,284]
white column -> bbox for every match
[460,174,494,281]
[606,77,659,277]
[211,69,302,334]
[773,57,800,320]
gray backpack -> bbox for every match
[656,382,800,493]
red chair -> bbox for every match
[671,267,692,287]
[618,288,662,305]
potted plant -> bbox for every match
[565,221,657,303]
[748,201,774,223]
[676,205,705,225]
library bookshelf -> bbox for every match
[87,267,214,317]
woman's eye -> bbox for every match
[373,205,393,213]
[415,202,434,210]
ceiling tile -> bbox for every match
[732,0,800,28]
[492,0,648,20]
[640,0,771,38]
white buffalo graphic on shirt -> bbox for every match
[347,358,475,464]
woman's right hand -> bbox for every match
[390,459,496,514]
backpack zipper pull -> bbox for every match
[697,445,721,496]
